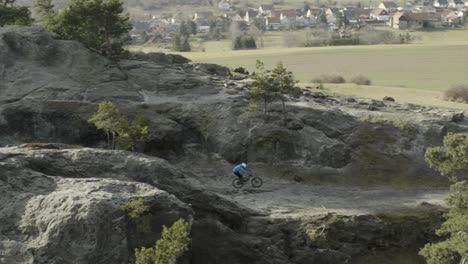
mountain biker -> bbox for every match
[233,163,252,181]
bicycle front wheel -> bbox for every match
[232,178,244,189]
[251,177,263,188]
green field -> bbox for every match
[128,30,468,111]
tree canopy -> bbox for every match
[0,0,33,26]
[248,60,298,117]
[420,133,468,264]
[135,219,191,264]
[425,133,468,182]
[88,101,151,151]
[45,0,131,56]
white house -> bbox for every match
[448,0,465,8]
[258,4,275,16]
[218,0,231,11]
[379,1,399,11]
[370,8,389,21]
[433,0,449,7]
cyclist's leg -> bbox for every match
[234,171,243,180]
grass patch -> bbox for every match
[311,74,346,84]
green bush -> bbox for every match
[122,198,149,219]
[135,219,191,264]
[0,0,33,26]
[232,35,256,50]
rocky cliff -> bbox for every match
[0,26,466,263]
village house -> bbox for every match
[240,10,260,23]
[258,4,275,17]
[325,8,340,24]
[433,0,449,7]
[193,12,214,32]
[379,1,399,11]
[388,11,441,29]
[440,9,463,25]
[218,0,231,11]
[342,8,372,23]
[265,17,281,30]
[412,5,437,13]
[448,0,465,8]
[370,8,390,21]
[279,9,298,24]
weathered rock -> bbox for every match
[383,96,396,102]
[0,26,460,264]
[1,26,464,185]
[0,150,193,264]
[126,51,191,64]
[193,63,231,76]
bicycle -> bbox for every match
[232,175,263,189]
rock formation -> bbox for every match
[0,26,466,263]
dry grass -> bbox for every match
[351,75,372,86]
[320,83,468,111]
[444,85,468,103]
[311,74,346,84]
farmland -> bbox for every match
[130,30,468,89]
[128,30,468,110]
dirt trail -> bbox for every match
[195,177,448,218]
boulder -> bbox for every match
[0,150,193,264]
[193,63,231,76]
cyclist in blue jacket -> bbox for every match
[233,163,252,181]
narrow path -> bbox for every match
[197,178,448,218]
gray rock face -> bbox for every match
[1,26,466,186]
[0,26,464,263]
[0,146,193,264]
[0,145,445,264]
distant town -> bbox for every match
[129,0,467,50]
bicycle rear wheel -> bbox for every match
[232,178,244,189]
[251,177,263,188]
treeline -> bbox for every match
[172,20,197,52]
[1,0,132,57]
[283,27,414,48]
[232,35,257,50]
[0,0,33,26]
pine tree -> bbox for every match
[135,219,191,264]
[179,20,188,37]
[88,101,124,149]
[419,133,468,264]
[271,61,299,118]
[172,34,181,51]
[46,0,131,56]
[187,20,197,35]
[0,0,33,26]
[33,0,54,23]
[248,60,277,115]
[180,37,191,52]
[231,35,242,50]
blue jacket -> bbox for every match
[233,164,251,175]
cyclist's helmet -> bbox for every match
[241,163,247,168]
